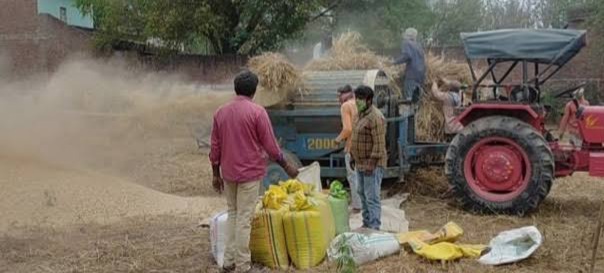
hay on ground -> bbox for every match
[247,53,303,107]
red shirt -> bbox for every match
[210,96,283,183]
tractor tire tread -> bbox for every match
[445,116,554,215]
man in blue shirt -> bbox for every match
[394,28,426,103]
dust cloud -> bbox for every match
[0,56,230,172]
[0,55,232,233]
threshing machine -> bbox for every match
[263,70,446,190]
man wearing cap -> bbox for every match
[335,85,362,213]
[559,88,590,147]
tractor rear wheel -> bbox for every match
[445,116,554,215]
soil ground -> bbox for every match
[2,150,604,273]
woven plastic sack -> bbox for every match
[312,193,336,239]
[283,194,335,269]
[209,211,228,267]
[250,205,289,269]
[328,232,400,265]
[328,181,350,235]
[296,162,322,192]
[478,226,542,265]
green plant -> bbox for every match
[334,235,357,273]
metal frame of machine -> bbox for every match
[263,70,448,190]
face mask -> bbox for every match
[356,99,367,112]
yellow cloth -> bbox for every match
[262,185,288,210]
[408,238,486,261]
[397,222,463,245]
[397,222,485,261]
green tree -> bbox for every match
[75,0,328,54]
[429,0,485,46]
[324,0,435,50]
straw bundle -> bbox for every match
[415,55,474,142]
[247,53,304,107]
[305,31,403,95]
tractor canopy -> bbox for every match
[461,29,587,66]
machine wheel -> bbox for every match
[445,116,554,215]
[260,151,302,195]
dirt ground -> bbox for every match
[2,58,604,273]
[2,152,604,273]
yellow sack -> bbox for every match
[262,185,288,210]
[431,222,464,244]
[283,194,335,269]
[408,238,487,261]
[250,206,289,269]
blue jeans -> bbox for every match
[357,167,383,230]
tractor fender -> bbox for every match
[456,103,544,130]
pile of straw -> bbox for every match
[416,55,474,142]
[247,53,304,107]
[305,32,403,95]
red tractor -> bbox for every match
[447,29,604,215]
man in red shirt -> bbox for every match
[210,70,298,272]
[559,88,590,147]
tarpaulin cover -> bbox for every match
[461,29,586,65]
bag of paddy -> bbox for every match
[209,211,228,267]
[328,180,350,235]
[327,232,400,265]
[283,192,336,269]
[250,202,290,269]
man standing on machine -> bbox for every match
[394,28,426,103]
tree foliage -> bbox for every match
[326,0,434,49]
[75,0,327,54]
[75,0,604,54]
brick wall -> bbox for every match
[0,0,94,77]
